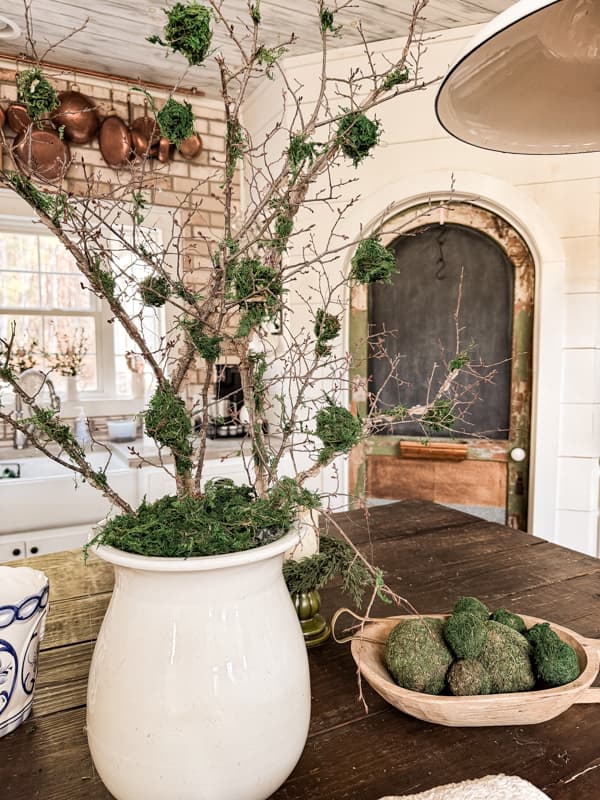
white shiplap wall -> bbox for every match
[242,24,600,555]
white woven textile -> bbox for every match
[379,774,550,800]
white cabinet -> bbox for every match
[24,526,90,558]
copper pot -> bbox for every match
[6,102,31,135]
[0,106,5,130]
[178,132,203,160]
[51,90,99,144]
[131,116,160,158]
[157,137,172,164]
[13,123,71,182]
[99,114,133,168]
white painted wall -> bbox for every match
[242,25,600,555]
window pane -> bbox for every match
[0,272,40,307]
[40,274,93,310]
[43,316,97,392]
[0,316,43,372]
[39,236,80,274]
[0,233,38,271]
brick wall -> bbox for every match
[0,64,237,442]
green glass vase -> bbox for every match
[291,589,330,648]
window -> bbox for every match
[0,210,165,405]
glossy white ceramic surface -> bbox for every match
[87,530,311,800]
[0,566,49,737]
[436,0,600,154]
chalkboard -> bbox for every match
[368,223,513,439]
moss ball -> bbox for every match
[385,618,453,695]
[527,623,580,687]
[447,659,493,696]
[479,620,535,694]
[451,596,489,621]
[140,275,171,307]
[490,608,527,634]
[443,612,487,660]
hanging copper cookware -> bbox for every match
[6,102,31,135]
[157,137,172,164]
[51,90,99,144]
[0,106,5,130]
[99,114,133,168]
[131,115,160,159]
[13,123,71,182]
[178,132,203,160]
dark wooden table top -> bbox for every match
[3,500,600,800]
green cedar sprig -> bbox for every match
[283,535,374,608]
[157,98,195,148]
[314,308,341,357]
[351,237,396,284]
[147,2,213,66]
[16,68,59,125]
[336,112,382,167]
[315,403,362,464]
[422,398,455,432]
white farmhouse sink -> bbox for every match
[0,449,138,535]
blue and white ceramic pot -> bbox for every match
[0,566,49,737]
[87,529,311,800]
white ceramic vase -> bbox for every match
[87,530,311,800]
[65,375,79,403]
[0,566,49,737]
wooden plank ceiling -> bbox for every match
[0,1,513,96]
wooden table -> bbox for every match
[3,501,600,799]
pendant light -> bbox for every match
[435,0,600,154]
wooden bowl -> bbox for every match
[350,614,600,727]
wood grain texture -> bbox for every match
[0,1,513,96]
[2,499,600,800]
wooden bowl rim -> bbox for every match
[350,613,599,704]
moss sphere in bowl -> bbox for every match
[447,659,493,696]
[527,623,580,687]
[451,596,489,621]
[385,618,453,695]
[443,612,487,660]
[479,620,535,693]
[490,608,527,634]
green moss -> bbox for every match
[6,172,67,226]
[443,612,487,660]
[144,384,192,472]
[91,478,316,558]
[449,351,470,372]
[147,2,213,66]
[289,134,319,176]
[336,112,381,167]
[314,309,341,357]
[273,213,294,252]
[351,237,395,284]
[490,608,527,634]
[184,319,221,362]
[157,99,195,148]
[315,403,362,464]
[452,596,489,621]
[16,68,59,125]
[447,659,492,696]
[383,67,409,91]
[385,618,453,695]
[140,274,171,307]
[283,534,373,608]
[527,623,580,687]
[229,257,282,336]
[250,2,261,23]
[226,120,246,179]
[320,8,341,35]
[479,620,535,693]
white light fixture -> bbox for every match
[0,15,20,40]
[435,0,600,155]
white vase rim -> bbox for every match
[91,528,300,572]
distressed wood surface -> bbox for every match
[3,499,600,799]
[0,1,513,96]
